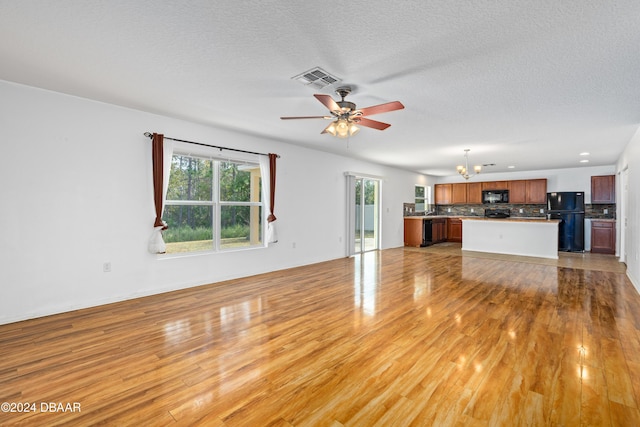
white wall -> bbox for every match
[435,165,616,204]
[0,80,426,325]
[617,132,640,292]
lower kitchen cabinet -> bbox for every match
[404,218,424,247]
[447,218,462,243]
[403,218,447,247]
[591,220,616,254]
[431,218,447,244]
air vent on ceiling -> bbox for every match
[292,67,340,90]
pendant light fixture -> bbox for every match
[456,149,481,180]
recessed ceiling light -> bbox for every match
[580,152,590,156]
[580,159,589,163]
[507,165,515,169]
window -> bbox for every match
[415,185,426,212]
[413,185,432,212]
[163,153,264,254]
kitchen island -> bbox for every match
[462,217,560,259]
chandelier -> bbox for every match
[456,149,481,180]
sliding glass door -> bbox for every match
[348,175,380,255]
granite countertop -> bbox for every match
[404,215,452,220]
[404,215,556,222]
[404,215,481,219]
[462,217,560,223]
[589,218,616,222]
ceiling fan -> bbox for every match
[281,87,404,138]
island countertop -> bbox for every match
[461,217,560,259]
[461,217,560,223]
[404,216,558,223]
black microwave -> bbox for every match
[482,189,509,203]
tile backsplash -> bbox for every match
[403,203,616,219]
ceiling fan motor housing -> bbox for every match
[335,87,356,113]
[337,100,356,113]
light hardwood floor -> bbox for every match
[1,247,639,426]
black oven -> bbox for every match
[482,189,509,204]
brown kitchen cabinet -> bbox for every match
[451,183,468,204]
[431,218,447,243]
[508,180,527,203]
[447,218,462,242]
[467,182,483,204]
[435,184,452,205]
[591,175,615,204]
[526,179,547,204]
[482,181,508,190]
[508,179,547,204]
[404,218,448,247]
[591,220,615,254]
[436,178,546,205]
[404,218,424,247]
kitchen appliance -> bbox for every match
[484,208,511,218]
[547,192,585,252]
[482,189,509,204]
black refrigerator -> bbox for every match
[547,192,585,252]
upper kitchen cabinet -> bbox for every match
[591,175,615,204]
[508,180,527,203]
[526,179,547,204]
[435,184,452,205]
[482,181,508,190]
[451,183,468,204]
[436,178,546,205]
[467,182,483,204]
[509,179,547,204]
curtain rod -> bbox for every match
[143,132,280,158]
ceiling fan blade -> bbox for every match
[359,101,405,117]
[314,94,341,112]
[357,117,391,131]
[280,116,332,120]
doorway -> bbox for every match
[620,167,629,263]
[347,174,381,255]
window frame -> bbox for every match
[162,149,266,255]
[414,185,428,212]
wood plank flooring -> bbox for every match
[1,247,639,426]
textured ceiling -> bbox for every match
[1,0,639,175]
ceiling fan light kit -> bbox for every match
[457,149,481,180]
[324,119,360,138]
[281,86,404,138]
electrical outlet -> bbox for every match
[292,242,296,249]
[519,209,524,213]
[471,208,474,213]
[447,208,451,212]
[103,262,111,273]
[604,208,608,214]
[539,209,544,214]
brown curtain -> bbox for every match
[267,153,277,223]
[152,133,168,230]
